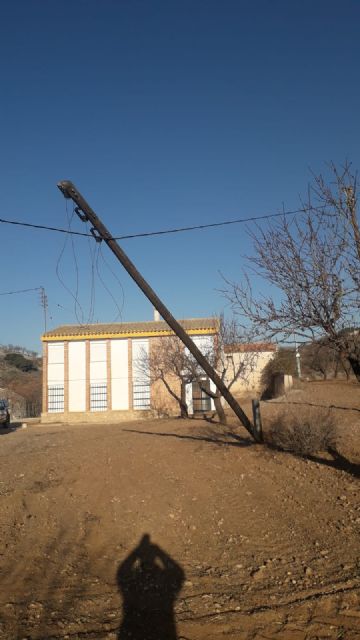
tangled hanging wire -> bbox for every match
[55,200,125,326]
[55,200,85,325]
[95,244,125,322]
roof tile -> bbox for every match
[42,317,218,339]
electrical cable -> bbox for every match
[53,202,125,327]
[0,287,41,296]
[86,227,100,324]
[56,302,73,313]
[99,244,125,318]
[66,201,82,324]
[95,245,125,322]
[55,202,85,325]
[0,217,90,236]
[0,205,319,241]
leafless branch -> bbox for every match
[221,161,360,379]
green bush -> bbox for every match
[4,353,37,372]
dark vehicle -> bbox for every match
[0,400,10,427]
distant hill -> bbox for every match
[0,348,42,418]
[0,344,39,359]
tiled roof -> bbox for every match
[224,342,276,353]
[42,317,218,340]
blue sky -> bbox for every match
[1,0,360,351]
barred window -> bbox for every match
[48,385,64,413]
[133,382,150,410]
[90,383,107,411]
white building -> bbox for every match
[41,317,218,423]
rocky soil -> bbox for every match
[0,380,359,639]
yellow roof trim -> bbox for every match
[42,327,217,342]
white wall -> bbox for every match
[111,339,129,410]
[190,334,214,356]
[132,339,150,409]
[226,350,275,393]
[68,341,86,412]
[47,342,64,384]
[90,341,107,383]
[132,339,149,382]
[185,383,193,414]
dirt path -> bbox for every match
[0,383,359,639]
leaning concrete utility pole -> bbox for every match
[57,180,261,442]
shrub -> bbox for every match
[4,352,37,372]
[265,407,337,456]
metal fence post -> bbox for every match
[252,399,263,442]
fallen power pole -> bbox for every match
[57,181,261,442]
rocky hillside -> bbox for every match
[0,347,42,418]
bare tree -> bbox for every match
[137,335,199,418]
[223,162,360,380]
[302,340,337,380]
[138,318,258,423]
[195,317,258,424]
[333,350,353,380]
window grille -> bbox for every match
[48,385,64,413]
[133,383,151,410]
[90,384,107,411]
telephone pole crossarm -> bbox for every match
[57,180,260,442]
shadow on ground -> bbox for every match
[0,422,24,436]
[125,427,359,477]
[264,399,360,413]
[124,427,253,448]
[307,447,360,479]
[263,441,360,479]
[117,534,184,640]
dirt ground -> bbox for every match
[0,380,359,639]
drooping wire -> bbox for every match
[85,220,101,324]
[56,302,74,314]
[100,244,125,318]
[66,201,83,324]
[55,200,85,325]
[95,244,125,322]
[55,201,125,326]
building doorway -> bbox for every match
[191,378,212,413]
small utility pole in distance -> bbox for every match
[293,335,301,379]
[40,286,48,333]
[295,346,301,379]
[57,180,261,443]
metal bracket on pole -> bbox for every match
[57,180,262,443]
[74,206,89,223]
[90,228,103,243]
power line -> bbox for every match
[0,205,313,241]
[0,285,49,331]
[0,287,41,296]
[0,217,90,237]
[115,209,305,239]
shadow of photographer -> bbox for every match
[117,534,184,640]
